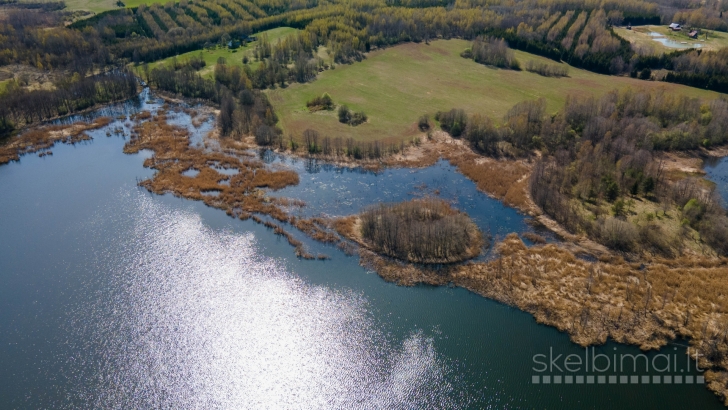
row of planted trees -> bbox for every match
[8,0,728,97]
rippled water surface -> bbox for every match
[0,94,722,409]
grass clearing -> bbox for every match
[62,0,162,11]
[269,39,720,143]
[614,25,728,54]
[140,27,299,78]
[123,0,166,7]
[63,0,120,13]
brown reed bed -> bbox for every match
[443,148,533,213]
[0,117,112,166]
[521,232,547,244]
[358,232,728,405]
[124,111,346,260]
[127,110,728,405]
[18,107,728,403]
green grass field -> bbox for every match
[0,79,11,94]
[63,0,120,13]
[123,0,166,7]
[141,27,299,78]
[614,25,728,54]
[66,0,165,11]
[268,39,720,143]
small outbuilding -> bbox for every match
[688,30,699,38]
[669,23,682,31]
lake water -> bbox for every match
[0,93,722,409]
[705,156,728,204]
[648,31,703,49]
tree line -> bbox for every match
[296,128,412,159]
[461,36,520,70]
[436,88,728,256]
[7,0,728,97]
[0,70,138,136]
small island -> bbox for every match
[359,198,484,264]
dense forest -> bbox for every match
[3,0,728,98]
[437,88,728,256]
[0,70,138,134]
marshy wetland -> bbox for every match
[1,90,728,408]
[9,0,728,405]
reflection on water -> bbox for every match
[265,153,557,252]
[648,31,702,49]
[70,194,463,408]
[0,91,724,409]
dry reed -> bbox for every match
[0,117,112,166]
[357,232,728,405]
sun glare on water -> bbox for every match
[71,194,461,409]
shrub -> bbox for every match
[639,223,677,257]
[360,198,484,263]
[338,105,367,126]
[255,124,279,146]
[601,217,638,251]
[436,108,467,137]
[187,54,206,70]
[306,93,334,112]
[525,60,568,77]
[418,114,430,131]
[466,36,520,70]
[682,198,705,224]
[350,111,367,126]
[699,214,728,256]
[338,104,351,123]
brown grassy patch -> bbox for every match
[522,232,547,244]
[448,153,530,203]
[125,111,350,260]
[355,231,728,405]
[15,103,728,404]
[0,117,112,166]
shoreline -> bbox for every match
[6,96,728,405]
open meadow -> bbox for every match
[142,27,299,78]
[268,39,720,143]
[122,0,167,7]
[65,0,166,11]
[63,0,122,13]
